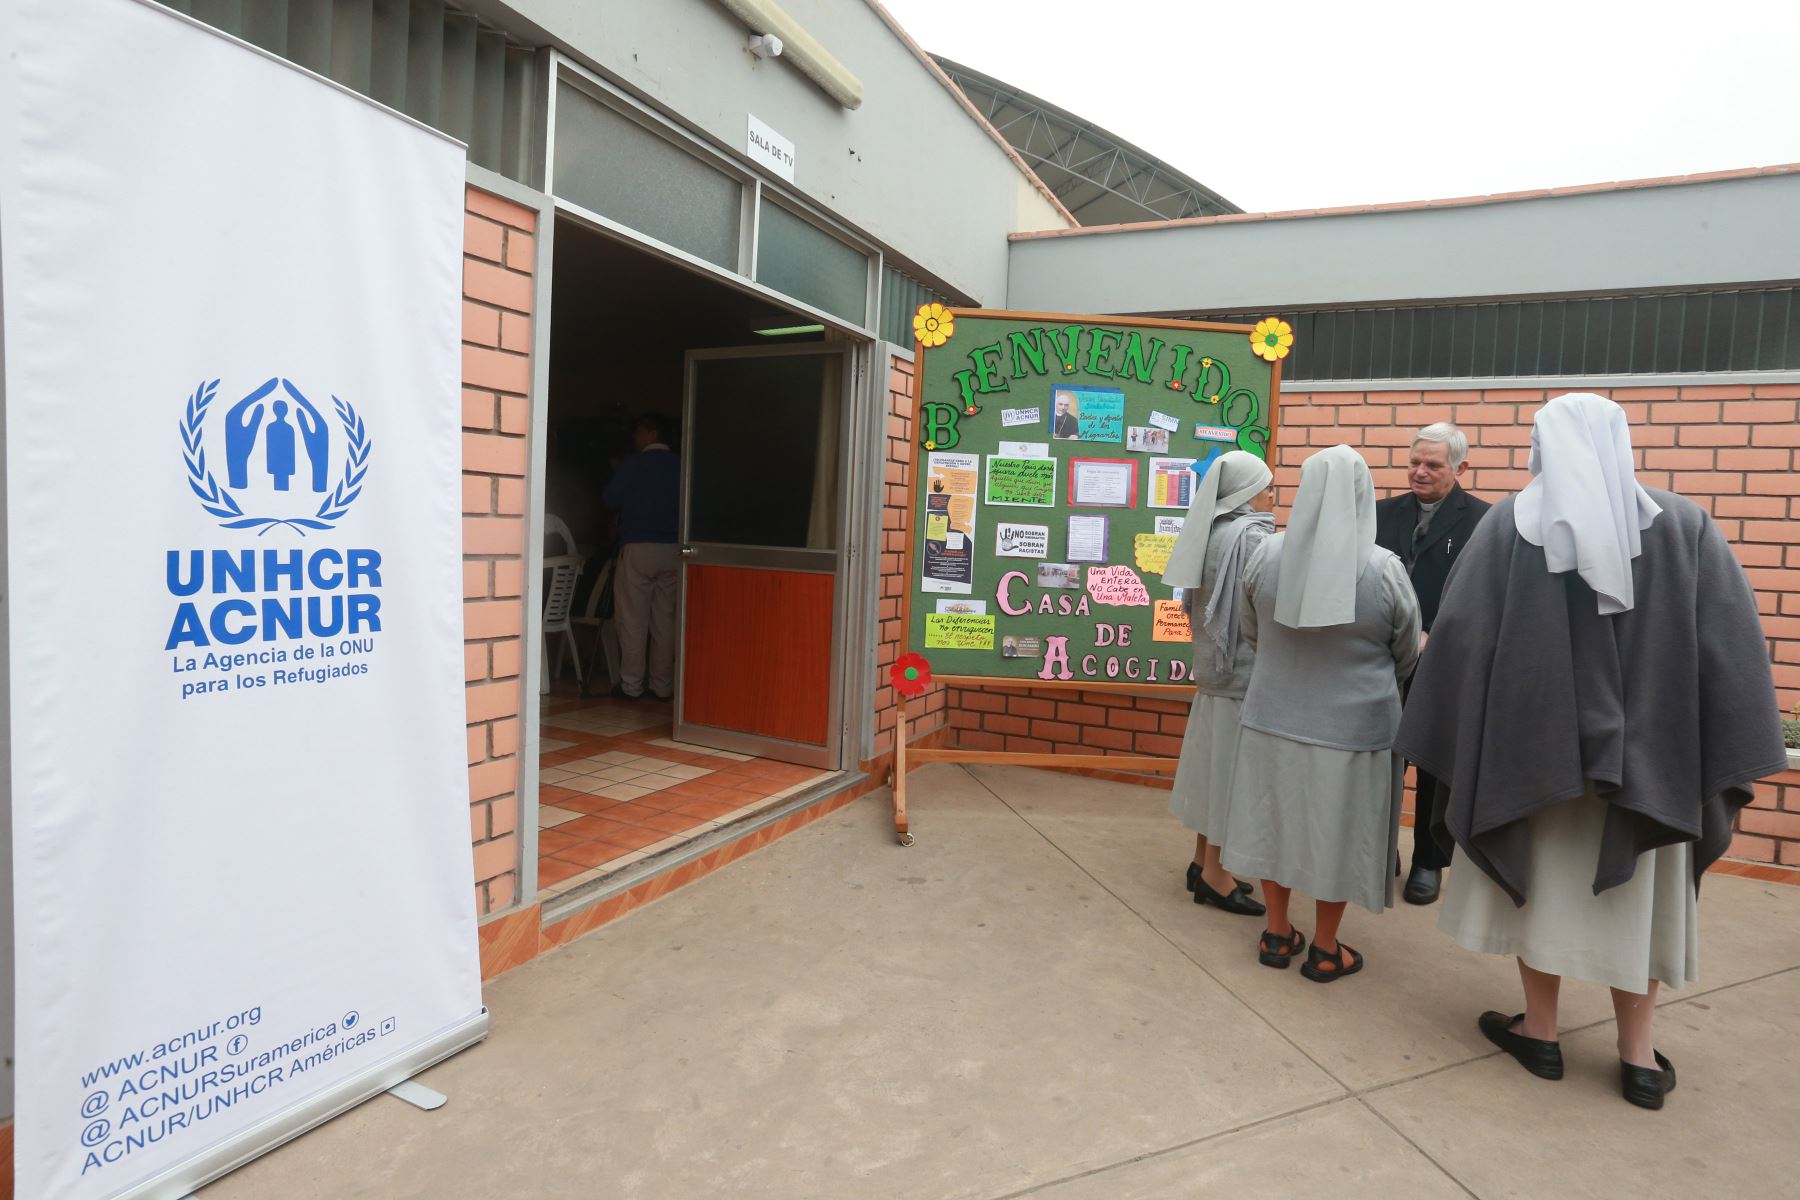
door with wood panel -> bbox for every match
[676,345,849,768]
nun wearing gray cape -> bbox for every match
[1161,450,1274,914]
[1221,445,1421,975]
[1394,394,1785,1108]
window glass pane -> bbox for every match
[1604,299,1635,375]
[554,81,742,269]
[1353,307,1375,377]
[1631,299,1661,373]
[1655,294,1686,373]
[1304,310,1335,381]
[756,202,870,326]
[1582,300,1613,376]
[1368,309,1396,379]
[1471,304,1498,377]
[1704,292,1737,372]
[689,355,841,549]
[1428,307,1455,377]
[1758,290,1791,370]
[1489,303,1516,375]
[1450,305,1477,377]
[1536,301,1565,375]
[1288,309,1317,379]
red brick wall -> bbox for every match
[1744,771,1800,867]
[897,380,1800,866]
[461,186,535,915]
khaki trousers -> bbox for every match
[614,541,679,698]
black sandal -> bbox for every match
[1300,941,1364,982]
[1257,927,1306,968]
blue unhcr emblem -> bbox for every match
[181,378,372,534]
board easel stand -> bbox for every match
[887,698,1178,845]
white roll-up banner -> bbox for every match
[1,1,487,1195]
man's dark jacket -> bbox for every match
[1374,483,1491,630]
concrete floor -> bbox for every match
[205,764,1800,1199]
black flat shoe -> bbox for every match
[1621,1051,1677,1110]
[1403,866,1441,905]
[1194,875,1267,916]
[1479,1011,1563,1080]
[1186,862,1201,893]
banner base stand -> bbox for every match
[116,1008,490,1200]
[386,1080,449,1111]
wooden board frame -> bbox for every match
[888,308,1284,844]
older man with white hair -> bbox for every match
[1375,422,1491,904]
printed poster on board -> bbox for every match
[922,450,978,594]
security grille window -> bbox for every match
[160,0,539,182]
[1194,289,1800,382]
[878,267,946,347]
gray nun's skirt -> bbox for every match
[1167,692,1245,845]
[1218,731,1405,913]
[1438,788,1698,993]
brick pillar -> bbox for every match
[461,186,534,915]
[869,352,947,764]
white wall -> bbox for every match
[1007,173,1800,315]
[474,0,1069,305]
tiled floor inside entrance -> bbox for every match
[535,692,836,902]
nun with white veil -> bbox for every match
[1220,444,1422,981]
[1161,450,1275,917]
[1396,393,1785,1109]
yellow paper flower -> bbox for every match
[1251,318,1294,362]
[913,302,955,348]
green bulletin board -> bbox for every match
[901,308,1284,693]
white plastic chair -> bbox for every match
[540,552,584,695]
[544,512,577,558]
[573,553,621,694]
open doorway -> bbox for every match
[533,216,858,906]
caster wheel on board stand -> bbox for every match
[897,831,914,847]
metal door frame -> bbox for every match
[675,341,858,769]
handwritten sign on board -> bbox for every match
[924,612,996,650]
[1152,600,1192,642]
[986,456,1057,506]
[1133,533,1178,575]
[1086,564,1150,607]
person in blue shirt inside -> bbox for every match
[602,414,681,701]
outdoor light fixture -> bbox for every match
[716,0,864,109]
[753,322,826,337]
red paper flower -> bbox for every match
[891,652,932,697]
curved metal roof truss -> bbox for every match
[938,57,1239,226]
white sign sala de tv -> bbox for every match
[0,0,487,1196]
[748,112,797,182]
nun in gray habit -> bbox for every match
[1220,445,1422,981]
[1161,450,1274,917]
[1395,393,1786,1109]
